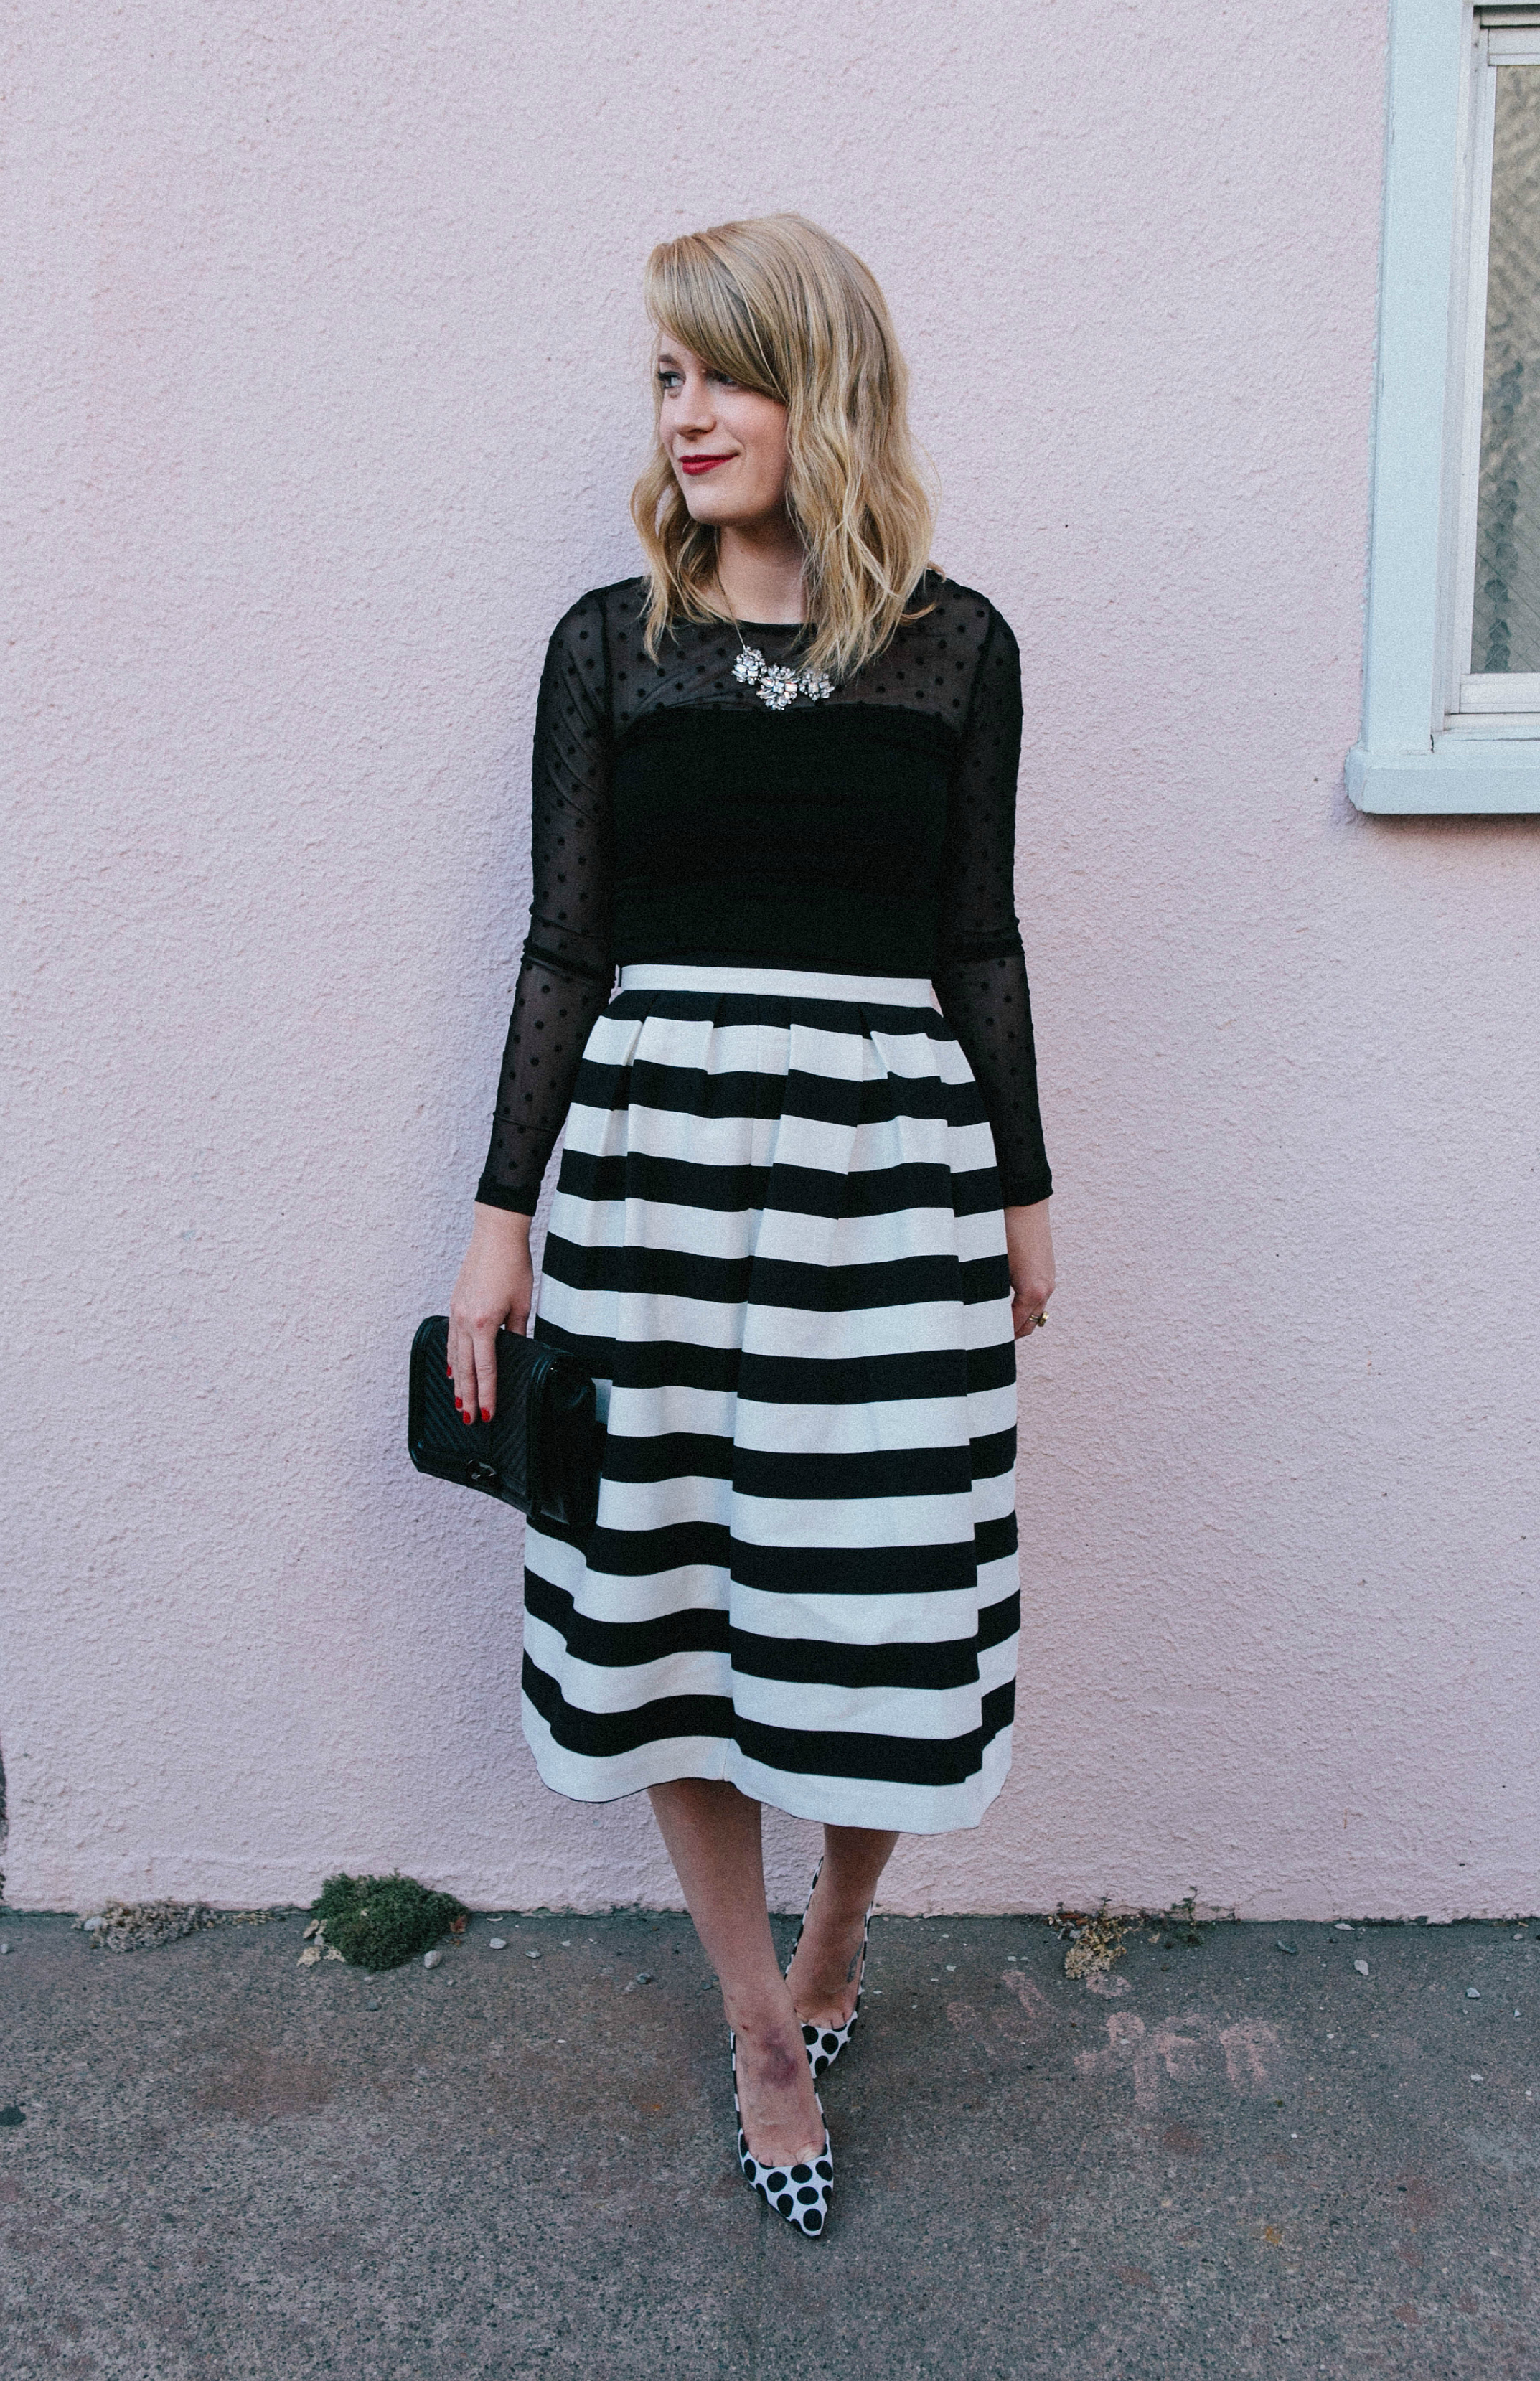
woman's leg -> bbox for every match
[785,1825,898,2030]
[648,1779,825,2166]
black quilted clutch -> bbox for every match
[408,1316,602,1544]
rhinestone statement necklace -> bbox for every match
[732,642,835,711]
[723,600,835,711]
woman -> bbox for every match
[449,214,1053,2237]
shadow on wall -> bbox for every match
[0,1742,7,1898]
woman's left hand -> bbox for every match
[1004,1201,1055,1340]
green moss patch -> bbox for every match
[309,1873,467,1972]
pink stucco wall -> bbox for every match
[5,1,1536,1920]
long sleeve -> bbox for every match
[932,607,1053,1207]
[476,595,615,1214]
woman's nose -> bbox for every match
[675,373,715,432]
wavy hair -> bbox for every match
[630,214,936,682]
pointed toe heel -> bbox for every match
[801,2011,858,2080]
[730,2031,834,2238]
[787,1859,873,2080]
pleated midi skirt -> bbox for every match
[522,963,1020,1833]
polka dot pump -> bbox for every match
[786,1860,874,2082]
[730,2032,834,2238]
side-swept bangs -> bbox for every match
[645,243,785,403]
[630,214,936,682]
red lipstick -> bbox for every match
[679,454,732,476]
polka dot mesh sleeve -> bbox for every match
[933,609,1053,1207]
[475,595,616,1214]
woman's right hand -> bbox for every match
[447,1203,534,1424]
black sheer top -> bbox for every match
[476,573,1052,1212]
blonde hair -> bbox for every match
[630,213,936,683]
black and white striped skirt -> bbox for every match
[522,964,1020,1834]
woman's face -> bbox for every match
[656,339,790,532]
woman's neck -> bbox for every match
[715,519,807,624]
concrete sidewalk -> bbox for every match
[0,1905,1536,2378]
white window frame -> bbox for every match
[1349,0,1540,811]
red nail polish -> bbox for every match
[461,1411,473,1425]
[454,1396,463,1409]
[480,1408,490,1422]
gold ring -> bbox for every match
[1026,1310,1047,1331]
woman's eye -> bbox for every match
[657,371,682,393]
[708,371,739,390]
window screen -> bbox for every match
[1472,60,1540,674]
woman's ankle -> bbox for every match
[809,1881,870,1933]
[724,1981,800,2044]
